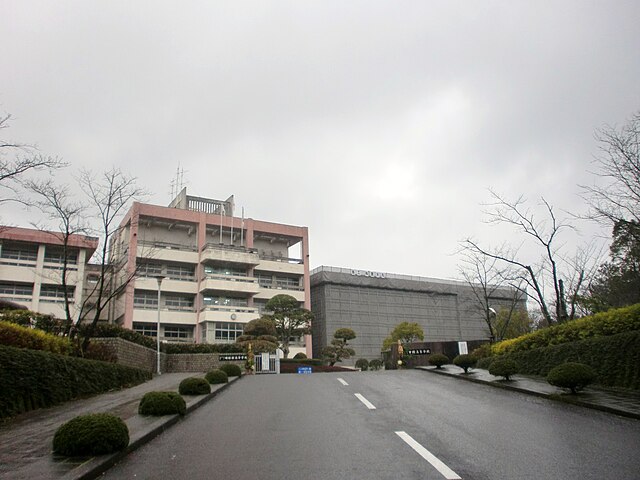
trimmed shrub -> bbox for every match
[355,358,369,371]
[453,354,477,373]
[218,363,242,377]
[470,343,492,359]
[53,413,129,456]
[488,359,518,380]
[492,304,640,356]
[205,369,229,385]
[179,377,211,395]
[293,352,307,359]
[547,362,597,394]
[0,345,150,419]
[0,321,72,355]
[428,354,449,369]
[369,359,383,371]
[138,391,186,416]
[476,357,493,369]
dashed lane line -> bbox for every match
[337,378,349,386]
[395,431,461,480]
[354,393,376,410]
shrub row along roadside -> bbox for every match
[482,330,640,390]
[0,321,72,355]
[0,345,150,419]
[491,304,640,356]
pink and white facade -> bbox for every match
[0,227,98,319]
[111,189,311,356]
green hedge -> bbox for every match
[489,330,640,390]
[0,321,72,355]
[218,363,242,377]
[138,391,186,416]
[53,413,129,456]
[492,304,640,356]
[0,345,150,419]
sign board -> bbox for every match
[297,366,312,374]
[458,341,468,355]
[261,353,270,372]
[407,348,431,355]
[350,269,386,279]
[219,354,247,362]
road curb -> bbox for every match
[419,367,640,420]
[62,375,242,480]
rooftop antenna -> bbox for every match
[169,165,187,199]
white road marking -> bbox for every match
[395,431,461,480]
[354,393,376,409]
[337,378,349,386]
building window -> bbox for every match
[204,265,247,277]
[165,264,195,281]
[0,282,33,297]
[40,284,75,303]
[163,325,193,340]
[0,243,38,262]
[214,322,244,342]
[202,296,248,308]
[275,275,301,290]
[134,290,158,309]
[138,262,163,278]
[133,322,157,337]
[164,295,195,311]
[44,247,78,264]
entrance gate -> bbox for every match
[254,352,280,374]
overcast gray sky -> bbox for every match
[2,1,639,279]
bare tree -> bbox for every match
[462,190,596,326]
[79,168,146,351]
[581,111,640,238]
[458,247,526,341]
[28,179,88,334]
[0,113,65,204]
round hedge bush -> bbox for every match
[547,362,596,394]
[428,353,449,369]
[453,354,477,373]
[293,352,307,359]
[138,391,186,416]
[53,413,129,456]
[488,359,518,381]
[369,359,383,371]
[205,369,229,385]
[355,358,369,371]
[218,363,242,377]
[178,377,211,395]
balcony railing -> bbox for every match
[201,243,258,254]
[257,282,304,291]
[138,240,198,252]
[200,304,258,314]
[202,273,258,284]
[258,253,303,264]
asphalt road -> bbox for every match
[101,370,640,480]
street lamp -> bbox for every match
[154,275,166,375]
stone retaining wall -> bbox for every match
[93,337,245,373]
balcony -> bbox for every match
[199,305,260,323]
[200,243,260,266]
[199,274,260,295]
[135,276,198,294]
[132,307,197,325]
[256,255,304,275]
[137,241,199,264]
[253,288,305,302]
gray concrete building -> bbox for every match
[310,266,524,364]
